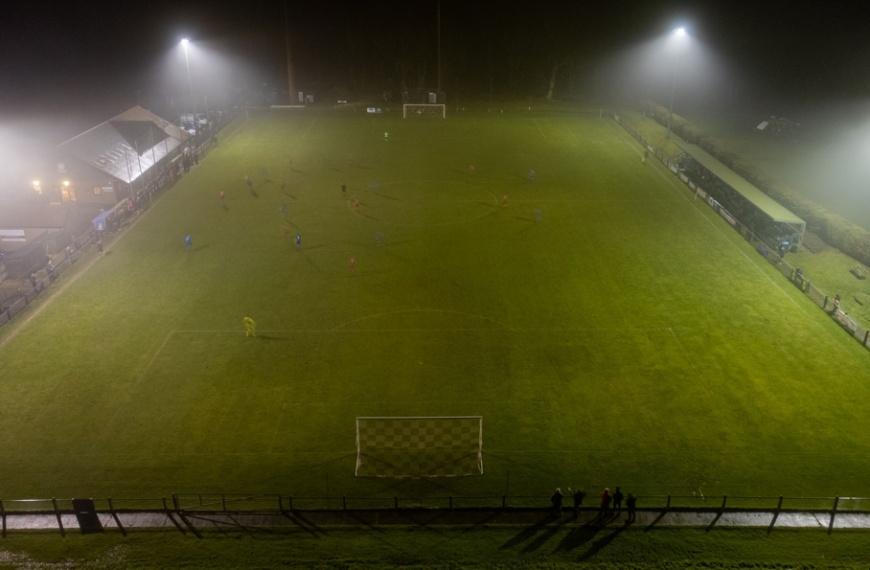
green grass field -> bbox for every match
[1,109,869,503]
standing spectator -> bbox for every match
[97,240,104,257]
[599,488,612,517]
[550,488,564,517]
[46,261,56,283]
[572,488,586,518]
[626,493,637,523]
[29,274,38,289]
[612,487,624,513]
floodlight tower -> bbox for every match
[666,27,688,139]
[181,38,196,137]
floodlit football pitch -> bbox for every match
[1,109,869,503]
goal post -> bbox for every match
[403,104,446,119]
[355,416,483,478]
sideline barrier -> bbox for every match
[0,493,865,537]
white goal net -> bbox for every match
[403,104,446,118]
[355,416,483,477]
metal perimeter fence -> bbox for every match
[613,113,870,351]
[1,492,867,515]
[0,493,868,533]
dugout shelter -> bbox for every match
[677,143,805,249]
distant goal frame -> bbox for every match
[355,416,483,478]
[402,104,446,119]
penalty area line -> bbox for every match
[135,330,176,391]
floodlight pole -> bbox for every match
[666,27,686,140]
[666,62,677,139]
[182,39,196,138]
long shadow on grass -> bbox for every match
[576,521,629,561]
[554,522,604,552]
[521,517,572,552]
[643,510,668,532]
[251,334,287,342]
[501,515,570,552]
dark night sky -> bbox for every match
[1,0,870,169]
[3,1,870,113]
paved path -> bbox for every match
[5,508,869,536]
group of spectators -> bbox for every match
[550,486,638,523]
